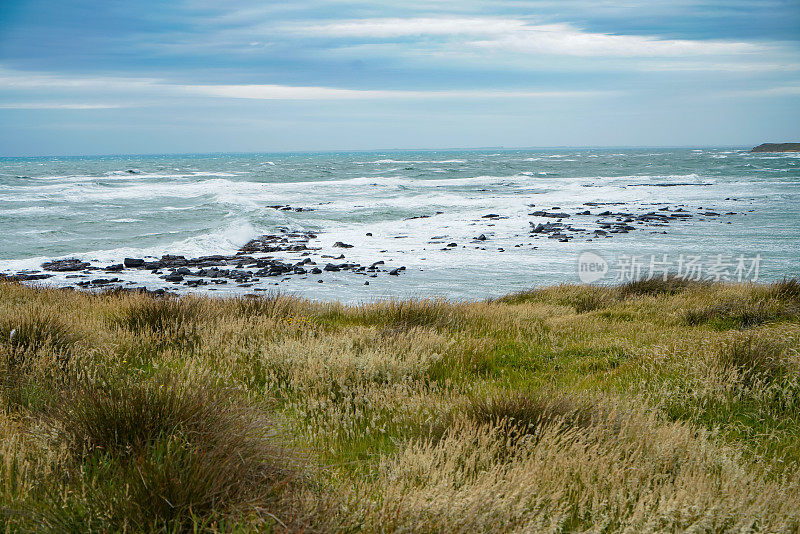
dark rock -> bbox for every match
[333,241,354,248]
[6,272,53,281]
[105,264,124,272]
[389,268,401,275]
[446,242,457,247]
[530,211,570,218]
[123,258,145,268]
[311,267,322,274]
[476,234,487,241]
[90,278,119,285]
[323,264,340,272]
[42,258,90,272]
[160,255,188,267]
[165,273,184,282]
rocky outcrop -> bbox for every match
[750,143,800,153]
[42,258,91,272]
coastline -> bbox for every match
[3,148,798,302]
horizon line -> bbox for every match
[0,144,767,159]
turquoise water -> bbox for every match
[1,148,798,301]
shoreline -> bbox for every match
[0,196,758,298]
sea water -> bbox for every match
[1,148,798,302]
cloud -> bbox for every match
[0,67,618,103]
[0,69,160,90]
[470,23,761,57]
[188,83,616,100]
[721,85,800,97]
[640,60,800,72]
[296,17,764,58]
[292,17,528,38]
[0,103,127,109]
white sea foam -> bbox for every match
[360,159,468,164]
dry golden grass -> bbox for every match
[1,279,799,532]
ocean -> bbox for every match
[1,148,798,302]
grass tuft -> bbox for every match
[617,275,708,298]
[0,312,78,357]
[40,375,300,531]
[111,296,202,333]
[466,390,599,436]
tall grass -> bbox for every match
[1,279,799,532]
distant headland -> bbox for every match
[750,143,800,152]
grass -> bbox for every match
[0,279,799,532]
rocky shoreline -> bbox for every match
[4,230,408,294]
[2,198,749,295]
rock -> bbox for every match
[123,258,145,268]
[476,234,487,241]
[6,273,53,281]
[366,232,373,236]
[446,242,457,247]
[333,241,354,248]
[105,264,124,272]
[42,258,90,272]
[323,264,340,272]
[160,255,188,267]
[530,211,570,218]
[165,273,184,282]
[389,268,401,275]
[364,281,369,285]
[529,222,562,234]
[482,213,501,218]
[90,278,119,285]
[311,267,322,274]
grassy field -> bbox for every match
[1,278,799,532]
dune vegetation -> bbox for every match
[1,278,799,532]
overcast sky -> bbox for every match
[0,0,798,156]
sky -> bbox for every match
[0,0,798,156]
